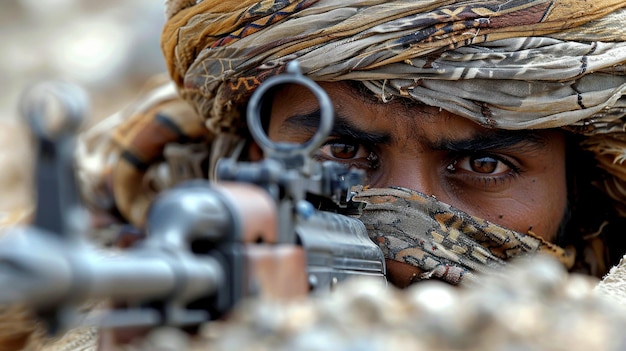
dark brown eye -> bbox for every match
[317,140,378,170]
[452,154,512,175]
[470,155,498,173]
[329,143,358,159]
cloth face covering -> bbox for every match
[353,186,575,285]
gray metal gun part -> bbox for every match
[19,81,88,237]
[0,62,386,334]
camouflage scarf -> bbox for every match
[353,186,574,285]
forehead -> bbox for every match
[269,81,496,144]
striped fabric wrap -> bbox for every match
[162,0,626,129]
[161,0,626,216]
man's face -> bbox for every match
[265,81,568,243]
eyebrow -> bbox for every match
[279,109,546,152]
[279,109,391,145]
[433,130,547,153]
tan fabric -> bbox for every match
[353,186,574,285]
[0,305,43,351]
[76,78,213,226]
[162,0,626,133]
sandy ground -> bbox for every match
[0,0,167,219]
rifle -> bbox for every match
[0,61,386,335]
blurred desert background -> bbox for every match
[0,0,167,224]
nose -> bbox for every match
[379,157,449,201]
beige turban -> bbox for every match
[158,0,626,213]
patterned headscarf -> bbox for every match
[160,0,626,206]
[162,0,626,130]
[77,0,626,284]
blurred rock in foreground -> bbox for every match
[4,255,626,350]
[122,255,626,351]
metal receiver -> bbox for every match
[219,61,386,292]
